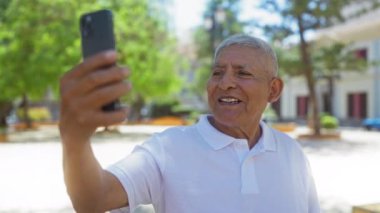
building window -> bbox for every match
[296,96,309,118]
[323,93,332,114]
[354,48,367,61]
[347,92,367,119]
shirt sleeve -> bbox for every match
[106,134,165,212]
[306,160,321,213]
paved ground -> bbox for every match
[0,125,379,213]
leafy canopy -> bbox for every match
[0,0,182,106]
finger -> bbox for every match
[76,66,130,95]
[94,108,129,126]
[60,79,131,116]
[82,81,131,109]
[61,66,129,100]
[79,108,128,127]
[66,50,117,80]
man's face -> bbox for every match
[207,45,278,134]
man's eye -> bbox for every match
[212,70,222,76]
[238,70,252,77]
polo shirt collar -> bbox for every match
[196,115,236,150]
[196,115,277,152]
[259,120,277,152]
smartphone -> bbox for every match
[80,9,120,111]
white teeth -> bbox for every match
[220,98,239,103]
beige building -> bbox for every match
[278,5,380,124]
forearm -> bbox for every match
[59,51,130,212]
[62,140,109,213]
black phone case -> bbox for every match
[80,9,120,111]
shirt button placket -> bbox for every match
[241,157,259,194]
[234,140,248,163]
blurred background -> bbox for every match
[0,0,380,212]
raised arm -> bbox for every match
[59,51,130,212]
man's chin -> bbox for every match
[209,114,240,128]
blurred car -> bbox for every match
[362,118,380,130]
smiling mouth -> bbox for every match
[218,97,242,105]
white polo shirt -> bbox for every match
[107,115,320,213]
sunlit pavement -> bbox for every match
[0,125,379,213]
[300,127,380,213]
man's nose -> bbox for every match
[219,72,236,90]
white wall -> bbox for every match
[371,39,380,117]
[281,71,376,120]
[280,37,380,120]
[333,72,374,119]
[281,77,308,119]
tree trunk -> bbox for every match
[21,93,33,129]
[0,101,12,129]
[128,94,145,122]
[296,15,321,136]
[327,76,334,115]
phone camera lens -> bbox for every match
[85,15,91,23]
[82,15,92,38]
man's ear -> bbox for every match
[268,77,284,103]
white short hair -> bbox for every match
[214,34,278,77]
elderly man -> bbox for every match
[60,34,320,213]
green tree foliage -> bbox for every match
[106,0,182,120]
[276,42,367,80]
[0,0,181,126]
[0,0,80,127]
[192,0,244,96]
[313,43,367,75]
[0,0,13,128]
[313,42,368,116]
[260,0,379,135]
[274,45,302,76]
[0,0,11,22]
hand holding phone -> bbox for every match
[59,9,130,146]
[80,9,121,111]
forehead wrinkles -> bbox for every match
[215,44,276,77]
[215,46,270,75]
[213,63,250,70]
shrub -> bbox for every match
[321,114,339,129]
[17,107,51,122]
